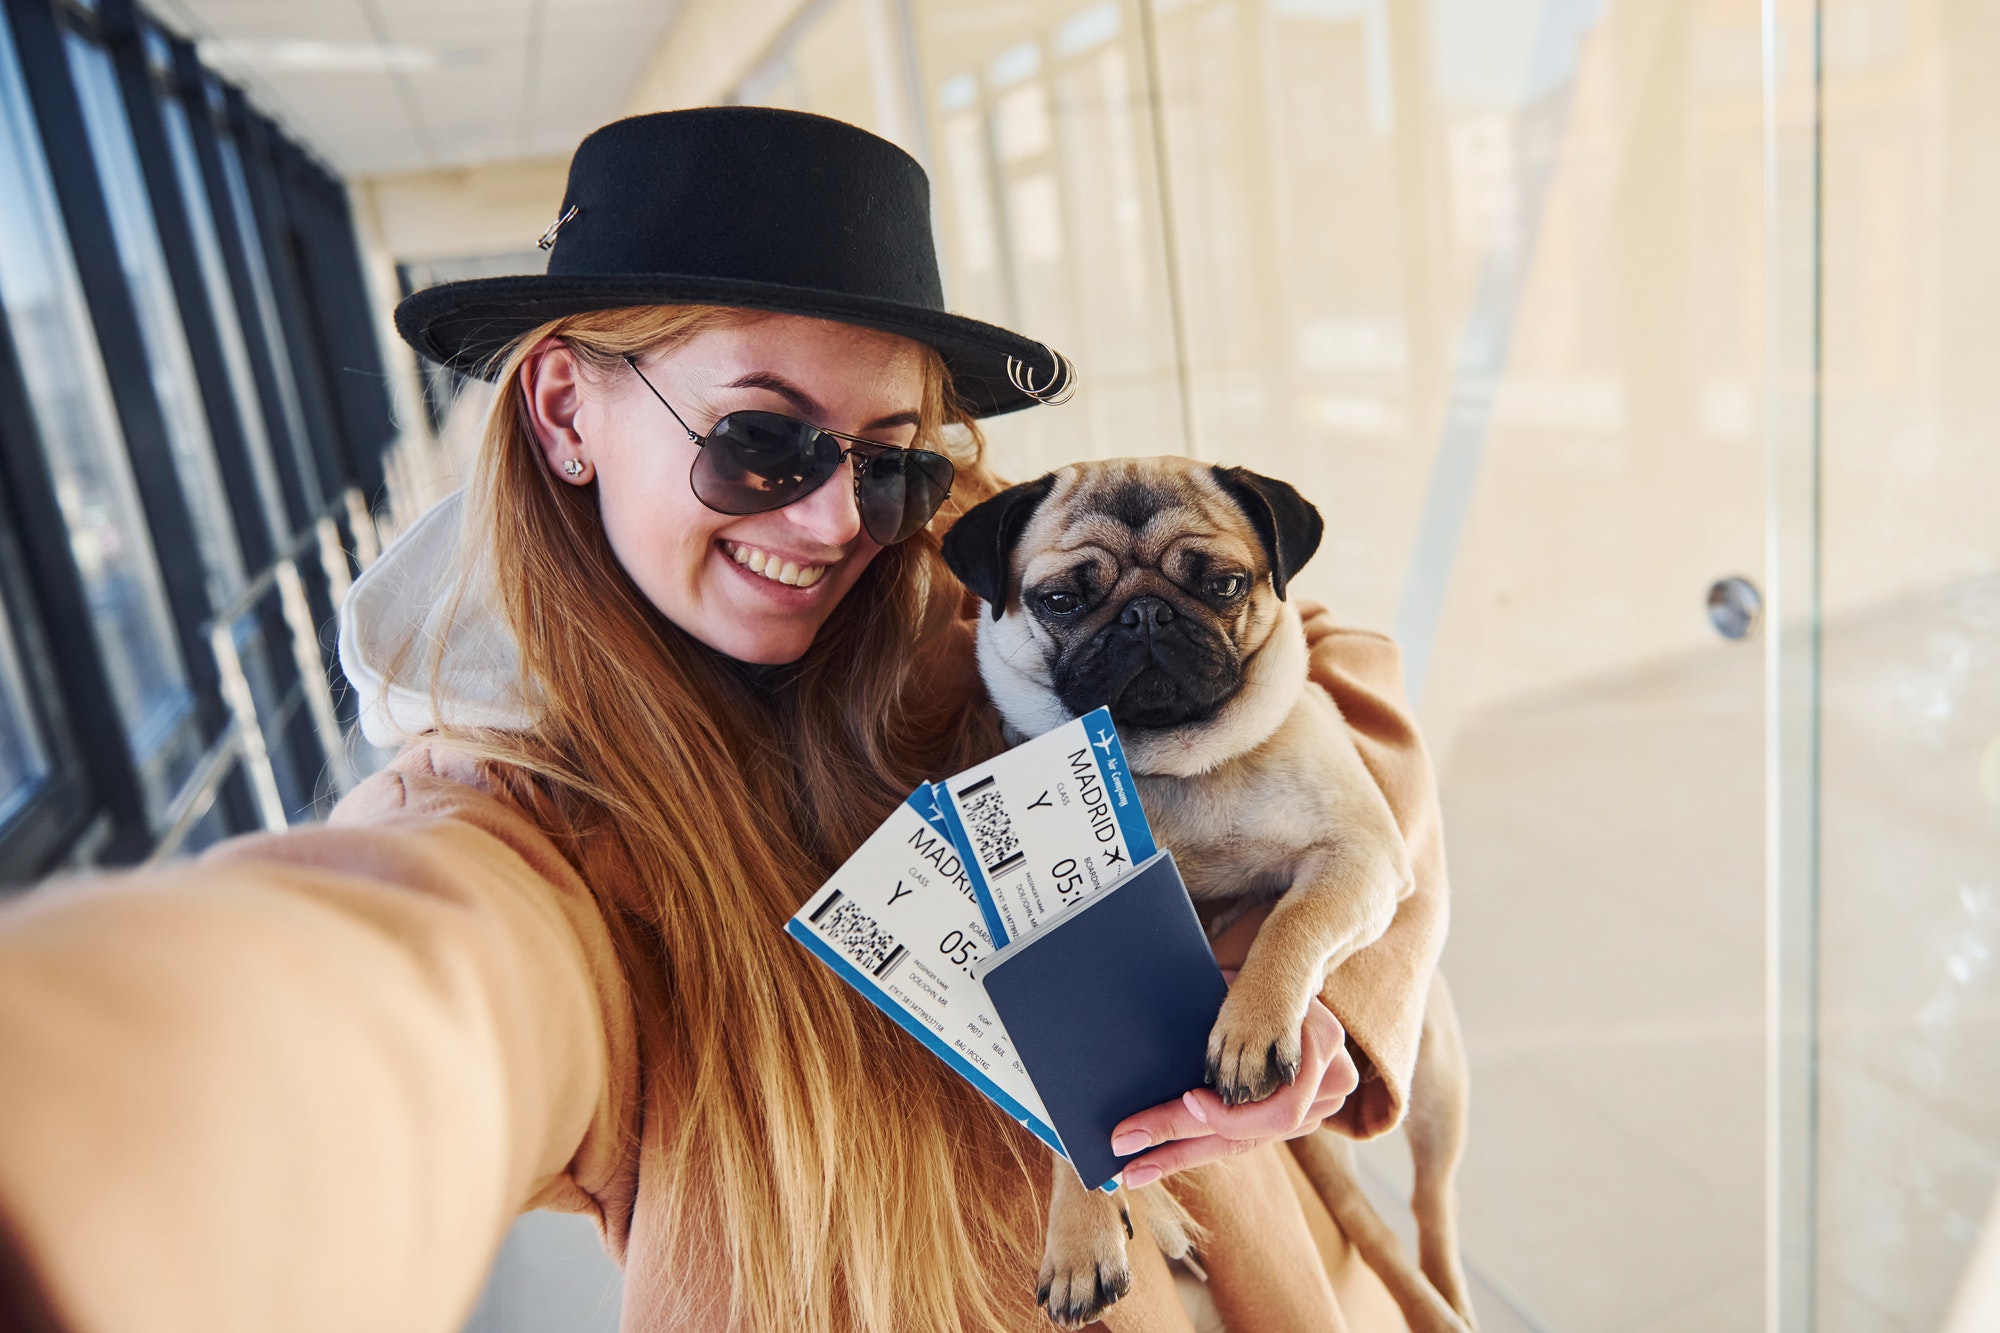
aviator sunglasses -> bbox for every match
[623,355,955,547]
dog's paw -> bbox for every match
[1038,1201,1133,1329]
[1137,1186,1201,1264]
[1205,989,1304,1106]
[1037,1252,1132,1330]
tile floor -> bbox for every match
[1379,575,2000,1332]
[1400,634,1770,1333]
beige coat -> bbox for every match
[0,502,1446,1333]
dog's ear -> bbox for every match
[1210,466,1324,600]
[942,474,1058,621]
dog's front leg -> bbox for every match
[1038,1158,1132,1328]
[1207,838,1409,1105]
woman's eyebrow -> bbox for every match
[723,372,920,433]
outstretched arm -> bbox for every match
[0,760,637,1333]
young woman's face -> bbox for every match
[523,314,927,664]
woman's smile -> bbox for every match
[719,538,834,591]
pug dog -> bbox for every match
[942,456,1476,1332]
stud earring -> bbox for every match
[562,458,585,477]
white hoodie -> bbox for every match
[336,489,540,745]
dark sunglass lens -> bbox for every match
[693,412,842,514]
[858,449,955,545]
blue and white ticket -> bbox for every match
[785,788,1063,1156]
[933,707,1158,948]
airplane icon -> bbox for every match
[1093,729,1116,754]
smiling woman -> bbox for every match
[0,105,1448,1333]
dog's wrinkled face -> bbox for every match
[1018,470,1272,728]
[943,457,1323,737]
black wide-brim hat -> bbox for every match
[394,106,1073,418]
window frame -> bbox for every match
[0,288,151,869]
[166,49,319,539]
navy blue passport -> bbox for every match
[971,850,1227,1191]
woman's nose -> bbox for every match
[784,456,865,547]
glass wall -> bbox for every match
[752,0,1189,473]
[211,108,324,522]
[65,31,245,608]
[152,69,291,554]
[1818,0,2000,1326]
[0,0,397,877]
[910,0,1186,473]
[0,607,47,825]
[0,4,198,820]
[1151,1,1772,1323]
[737,0,2000,1326]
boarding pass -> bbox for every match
[932,707,1158,948]
[785,788,1064,1156]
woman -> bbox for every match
[0,109,1447,1332]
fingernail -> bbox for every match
[1111,1130,1150,1155]
[1182,1092,1208,1123]
[1125,1165,1162,1189]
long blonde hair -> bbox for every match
[432,305,1047,1330]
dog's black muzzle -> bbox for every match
[1054,595,1242,729]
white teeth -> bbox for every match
[726,542,827,589]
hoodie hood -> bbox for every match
[337,489,541,746]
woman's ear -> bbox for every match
[520,338,595,484]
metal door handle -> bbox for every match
[1707,576,1762,640]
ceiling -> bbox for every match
[146,0,686,178]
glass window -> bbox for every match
[215,123,322,518]
[737,0,908,152]
[913,1,1187,475]
[64,32,245,607]
[0,598,49,827]
[1819,0,2000,1321]
[0,8,196,812]
[749,0,1186,479]
[1139,1,1774,1323]
[157,86,291,550]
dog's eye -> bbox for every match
[1038,590,1083,616]
[1205,574,1248,600]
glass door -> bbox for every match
[1817,0,2000,1327]
[1146,1,1781,1325]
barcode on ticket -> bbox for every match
[808,890,907,978]
[956,777,1025,877]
